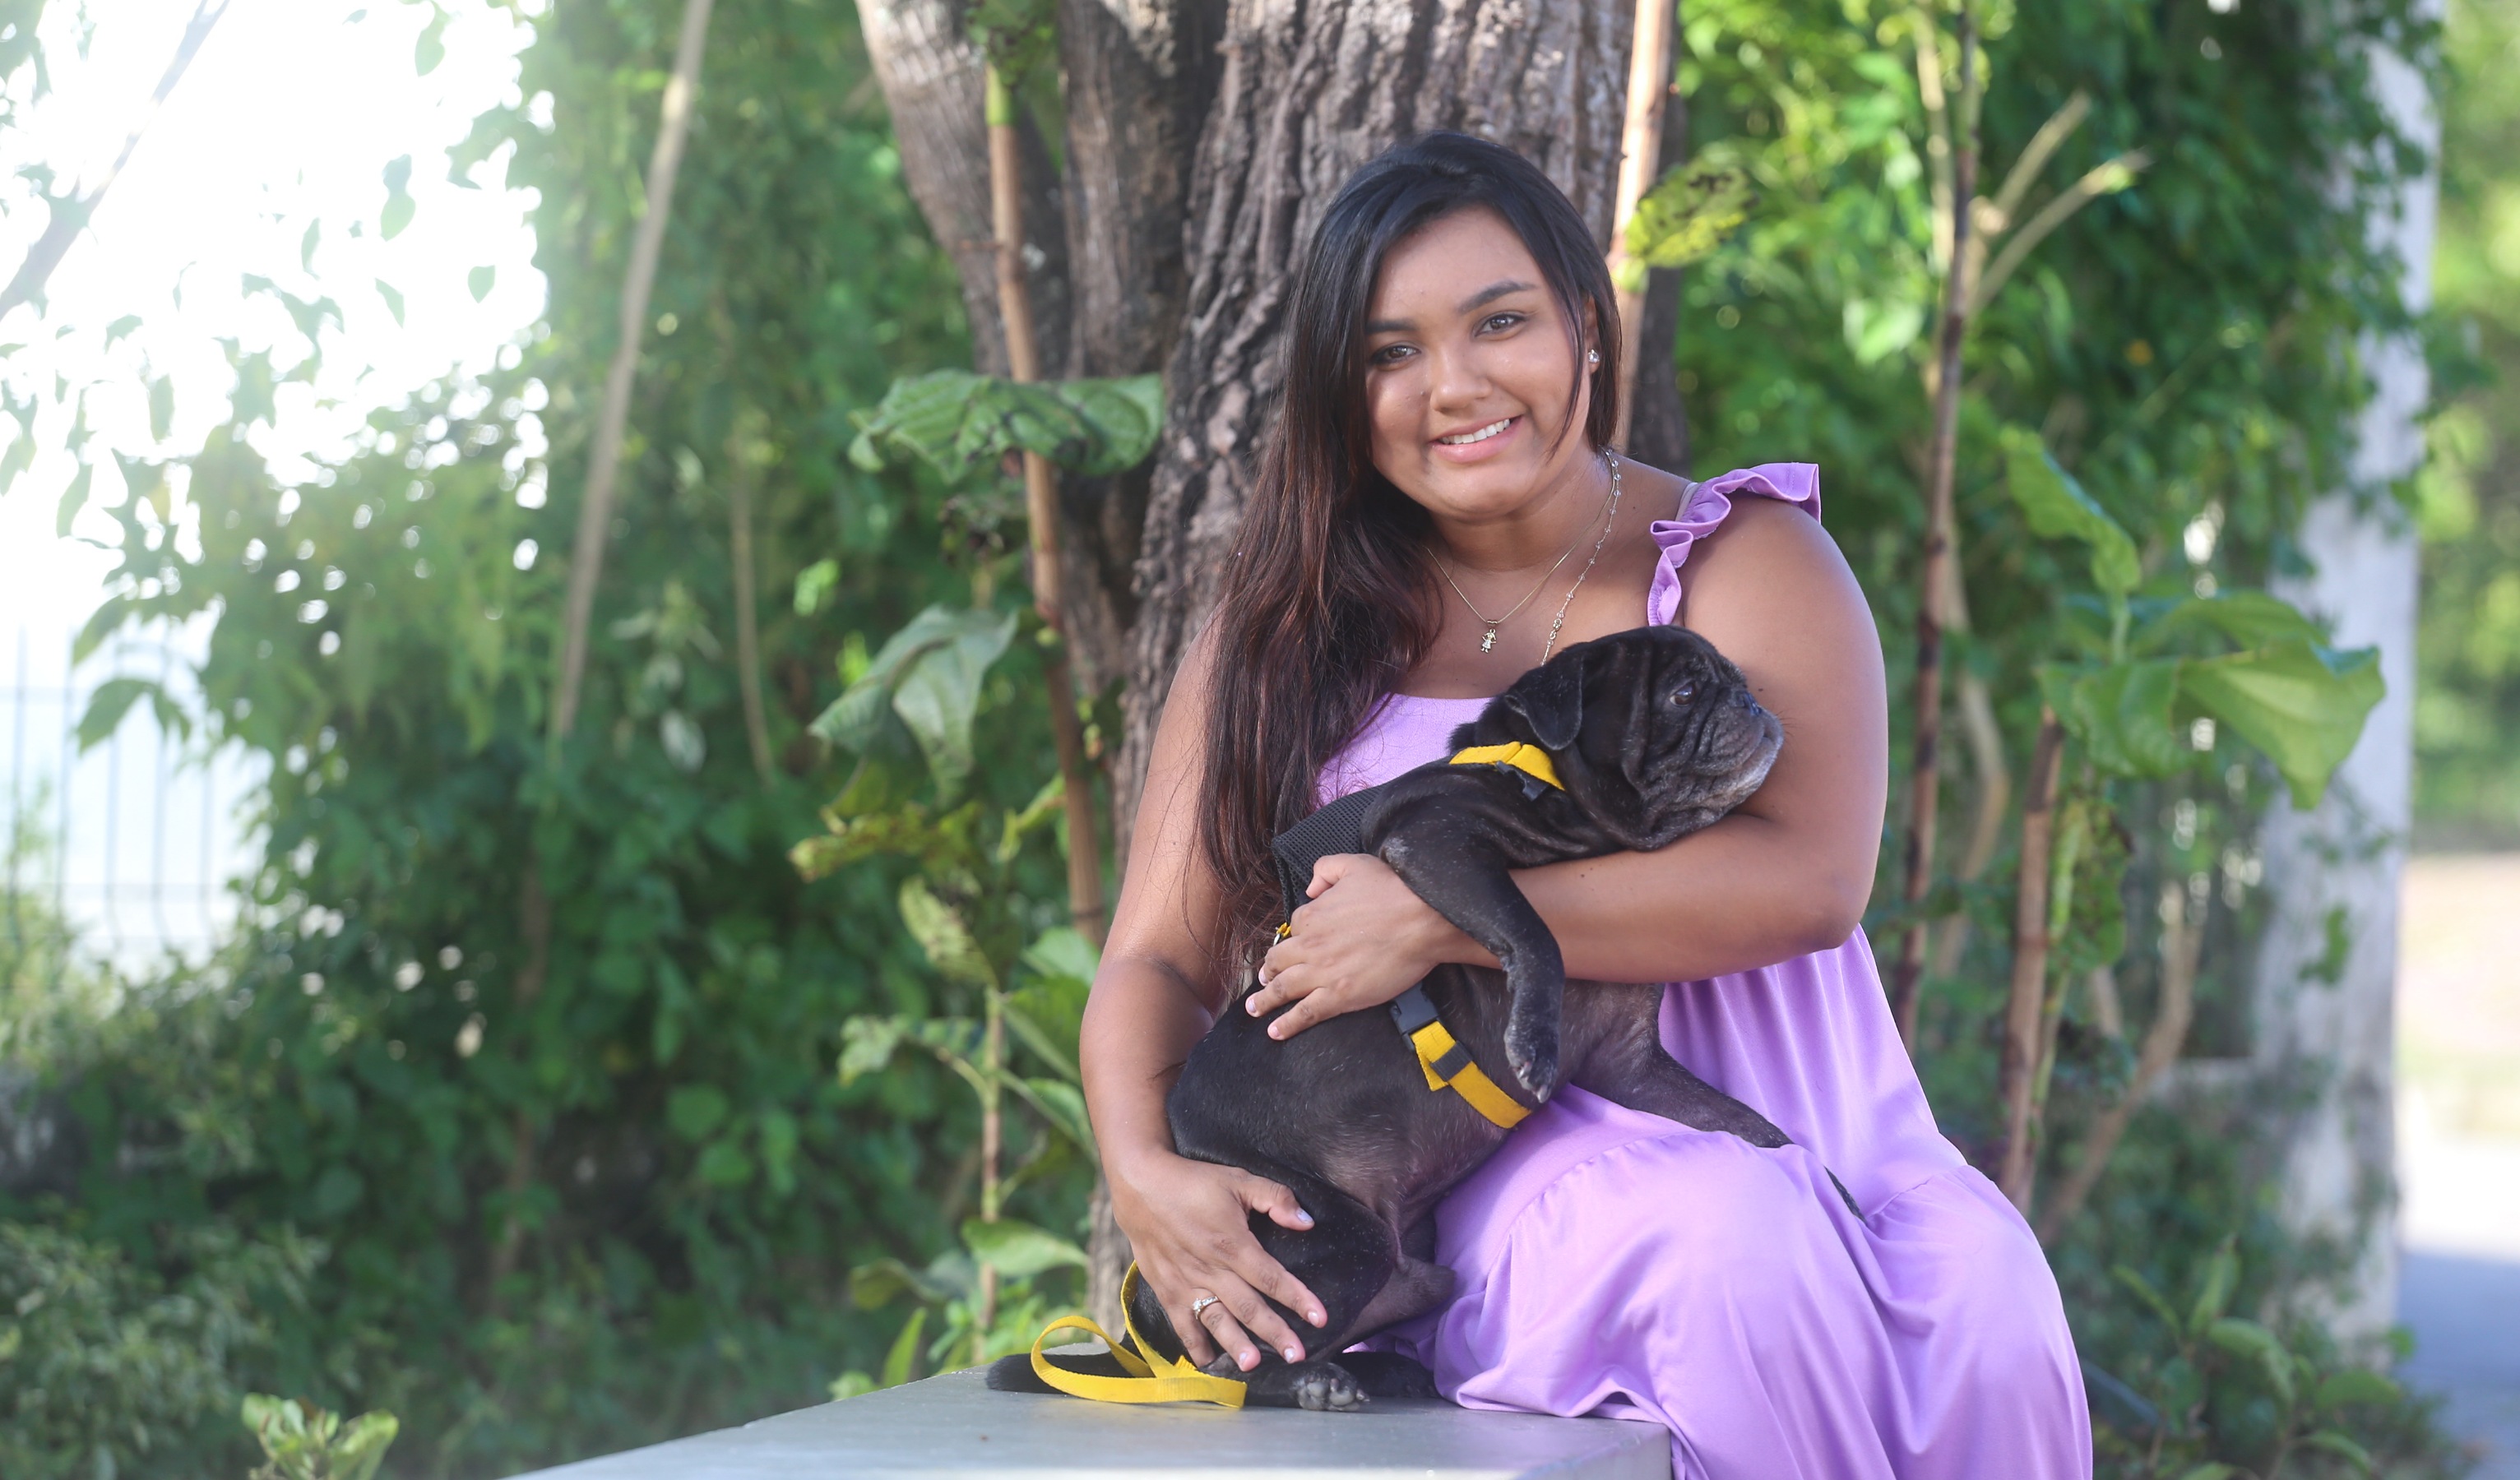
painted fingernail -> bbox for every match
[1309,1308,1325,1325]
[1240,1349,1259,1371]
[1284,1345,1302,1362]
[1295,1209,1313,1224]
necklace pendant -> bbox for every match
[1480,627,1498,653]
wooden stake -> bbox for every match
[987,63,1108,949]
[1996,707,2064,1210]
[1886,0,1979,1047]
[552,0,717,742]
[1605,0,1676,449]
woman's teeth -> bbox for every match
[1438,418,1512,446]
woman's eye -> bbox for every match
[1479,312,1526,334]
[1370,344,1415,366]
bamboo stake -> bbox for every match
[1885,0,1979,1047]
[552,0,718,741]
[1605,0,1677,448]
[0,0,229,321]
[2036,878,2204,1244]
[728,418,776,784]
[494,0,714,1297]
[1996,708,2064,1210]
[975,984,1005,1360]
[985,63,1108,951]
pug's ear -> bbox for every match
[1505,659,1583,751]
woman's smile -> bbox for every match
[1430,414,1523,460]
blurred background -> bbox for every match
[0,0,2513,1475]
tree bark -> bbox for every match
[1118,0,1637,827]
[1995,708,2063,1210]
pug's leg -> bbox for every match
[1336,1352,1442,1399]
[1375,826,1564,1100]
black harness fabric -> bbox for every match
[1269,784,1387,921]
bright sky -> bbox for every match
[0,0,544,626]
[0,0,545,961]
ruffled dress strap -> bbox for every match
[1644,462,1823,628]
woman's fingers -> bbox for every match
[1234,1175,1327,1322]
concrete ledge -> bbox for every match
[511,1364,1673,1480]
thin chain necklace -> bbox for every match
[1437,454,1624,659]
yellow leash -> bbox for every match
[1026,1265,1248,1407]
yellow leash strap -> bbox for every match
[1448,741,1563,792]
[1389,985,1531,1127]
[1026,1265,1248,1408]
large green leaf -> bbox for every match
[2040,659,2185,779]
[2000,425,2138,603]
[2138,590,2325,654]
[811,605,1016,795]
[2175,639,2383,809]
[849,369,1163,481]
[961,1217,1088,1279]
[1619,159,1755,290]
[2205,1316,2296,1407]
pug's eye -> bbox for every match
[1670,683,1697,705]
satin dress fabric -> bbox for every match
[1319,464,2092,1479]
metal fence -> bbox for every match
[3,619,263,974]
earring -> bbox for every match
[1587,349,1600,364]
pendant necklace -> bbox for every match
[1437,454,1624,659]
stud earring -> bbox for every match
[1587,349,1600,364]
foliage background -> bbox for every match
[0,0,2503,1475]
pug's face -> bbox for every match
[1499,626,1783,849]
[1619,628,1784,843]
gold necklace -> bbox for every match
[1436,455,1623,655]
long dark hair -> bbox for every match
[1195,133,1621,953]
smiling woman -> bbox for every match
[1077,134,2091,1477]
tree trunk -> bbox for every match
[1118,0,1637,826]
[2247,12,2439,1348]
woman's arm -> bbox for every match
[1247,495,1888,1035]
[1081,626,1332,1370]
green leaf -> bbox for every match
[880,1307,928,1387]
[104,313,142,345]
[2189,1238,2240,1334]
[836,1015,910,1085]
[2112,1265,2183,1336]
[380,155,415,240]
[2141,591,2324,654]
[810,605,1015,795]
[898,878,998,990]
[2175,639,2383,808]
[467,265,496,302]
[374,279,405,326]
[2300,1428,2375,1473]
[849,370,1164,481]
[54,462,91,537]
[2206,1317,2296,1406]
[76,676,162,751]
[666,1085,730,1140]
[696,1139,755,1187]
[2001,425,2139,601]
[961,1217,1088,1279]
[414,4,447,74]
[299,220,321,272]
[794,557,839,615]
[1622,158,1756,289]
[2314,1368,2402,1408]
[1011,1075,1094,1154]
[147,372,174,441]
[2042,659,2185,778]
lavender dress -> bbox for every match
[1321,465,2092,1479]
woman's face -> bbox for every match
[1360,206,1596,524]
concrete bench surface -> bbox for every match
[511,1364,1674,1480]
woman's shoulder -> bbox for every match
[1635,460,1829,628]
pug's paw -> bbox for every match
[1290,1362,1369,1413]
[1503,1015,1560,1103]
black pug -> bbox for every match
[992,625,1832,1411]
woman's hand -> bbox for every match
[1112,1149,1330,1370]
[1247,853,1474,1038]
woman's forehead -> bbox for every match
[1367,207,1550,321]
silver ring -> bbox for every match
[1189,1294,1221,1320]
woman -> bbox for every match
[1079,133,2089,1478]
